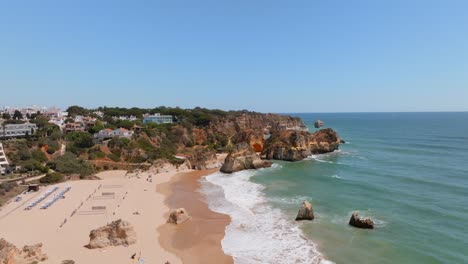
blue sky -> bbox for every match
[0,0,467,112]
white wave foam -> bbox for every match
[268,195,313,205]
[330,174,344,179]
[200,170,333,264]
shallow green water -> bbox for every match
[253,112,468,263]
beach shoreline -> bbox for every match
[0,169,183,264]
[158,168,233,264]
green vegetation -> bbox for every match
[65,131,94,155]
[66,105,90,117]
[39,172,64,184]
[107,153,120,162]
[0,182,18,193]
[2,105,259,179]
[31,149,48,163]
[46,152,94,177]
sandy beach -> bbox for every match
[158,169,233,264]
[0,169,182,264]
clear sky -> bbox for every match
[1,0,467,112]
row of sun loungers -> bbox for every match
[40,186,72,209]
[25,186,59,210]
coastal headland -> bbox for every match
[0,107,341,263]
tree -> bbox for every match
[2,113,11,120]
[31,149,48,163]
[66,131,94,148]
[66,105,89,117]
[13,110,23,120]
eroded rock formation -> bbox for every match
[314,120,324,128]
[220,142,272,173]
[207,113,308,153]
[186,147,221,170]
[349,212,374,229]
[167,208,190,224]
[262,128,341,161]
[295,200,314,221]
[86,219,137,249]
[0,238,47,264]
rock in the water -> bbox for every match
[340,139,346,144]
[220,142,272,173]
[262,128,341,161]
[295,200,314,221]
[348,212,374,229]
[0,238,48,264]
[86,219,137,249]
[167,208,190,224]
[314,120,325,128]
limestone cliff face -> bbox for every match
[186,147,221,170]
[220,142,272,173]
[262,128,340,161]
[202,113,308,152]
[0,238,48,264]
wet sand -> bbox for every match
[158,169,233,264]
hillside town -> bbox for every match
[0,105,174,177]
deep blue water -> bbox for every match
[252,112,468,263]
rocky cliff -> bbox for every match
[262,128,340,161]
[200,113,308,152]
[185,146,221,170]
[220,142,272,173]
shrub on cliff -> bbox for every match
[31,149,48,163]
[107,153,120,162]
[47,152,94,176]
[40,172,64,184]
[66,131,94,149]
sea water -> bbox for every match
[200,112,468,264]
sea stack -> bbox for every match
[348,212,374,229]
[314,120,325,128]
[295,200,314,221]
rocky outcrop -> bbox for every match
[186,147,221,170]
[314,120,324,128]
[262,128,341,161]
[167,208,190,224]
[220,142,272,173]
[0,238,47,264]
[348,212,374,229]
[206,113,308,153]
[86,219,137,249]
[295,201,314,221]
[150,159,191,173]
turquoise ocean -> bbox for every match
[200,112,468,264]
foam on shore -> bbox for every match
[200,167,332,264]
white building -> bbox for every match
[143,113,173,124]
[94,128,134,142]
[1,123,37,138]
[113,115,138,121]
[0,143,9,175]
